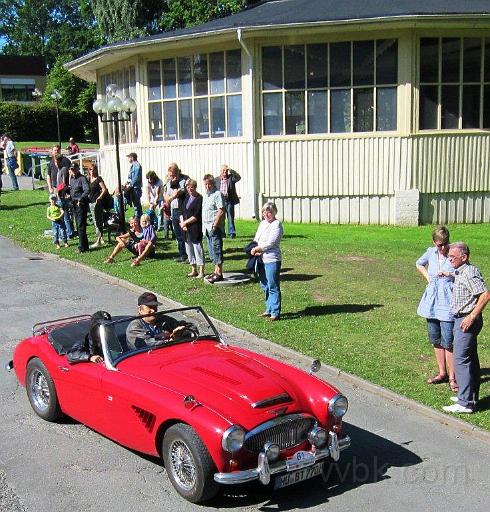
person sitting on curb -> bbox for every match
[131,213,157,267]
[105,216,143,264]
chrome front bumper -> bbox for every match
[214,431,351,485]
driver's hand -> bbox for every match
[155,330,171,341]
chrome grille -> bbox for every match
[243,414,315,454]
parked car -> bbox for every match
[7,306,350,503]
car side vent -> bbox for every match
[251,393,292,409]
[132,406,156,433]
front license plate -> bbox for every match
[274,462,324,490]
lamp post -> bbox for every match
[50,89,62,149]
[93,84,137,233]
[32,88,42,101]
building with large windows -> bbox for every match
[0,56,46,102]
[66,0,490,224]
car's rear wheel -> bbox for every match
[162,423,219,503]
[26,358,62,422]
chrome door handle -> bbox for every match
[58,366,70,372]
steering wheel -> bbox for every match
[173,323,199,341]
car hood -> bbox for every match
[118,341,310,427]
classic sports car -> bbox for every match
[7,306,350,503]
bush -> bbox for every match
[0,102,85,141]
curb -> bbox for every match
[40,250,490,445]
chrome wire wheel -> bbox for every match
[30,369,50,412]
[169,439,197,491]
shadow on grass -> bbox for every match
[281,273,322,282]
[476,395,490,412]
[208,422,422,508]
[281,304,383,320]
[0,200,46,210]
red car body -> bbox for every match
[10,307,350,502]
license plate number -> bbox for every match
[274,462,324,490]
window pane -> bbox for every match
[483,84,490,128]
[163,59,176,99]
[193,54,208,96]
[376,39,398,84]
[164,101,177,140]
[227,95,242,137]
[177,57,192,97]
[420,38,439,82]
[330,42,351,87]
[377,87,397,131]
[353,88,373,131]
[485,39,490,82]
[441,38,460,83]
[179,99,193,138]
[307,91,327,133]
[463,38,481,82]
[419,85,438,129]
[353,40,374,86]
[263,93,283,135]
[211,96,225,137]
[307,44,327,89]
[148,61,161,100]
[210,52,225,94]
[149,103,162,140]
[284,45,305,89]
[462,84,480,128]
[330,89,351,132]
[194,98,209,138]
[441,85,459,129]
[226,49,242,93]
[285,91,305,134]
[262,46,282,90]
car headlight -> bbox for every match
[222,425,245,452]
[308,426,327,447]
[328,394,348,418]
[264,442,280,462]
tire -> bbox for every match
[26,358,62,422]
[162,423,219,503]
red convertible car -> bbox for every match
[7,306,350,503]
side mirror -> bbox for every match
[309,359,321,375]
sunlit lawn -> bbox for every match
[1,189,489,430]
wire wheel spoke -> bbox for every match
[170,440,196,490]
[31,370,49,410]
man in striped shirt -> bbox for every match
[443,242,490,414]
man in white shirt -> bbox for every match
[2,134,19,190]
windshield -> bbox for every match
[100,306,222,368]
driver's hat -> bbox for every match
[138,292,162,307]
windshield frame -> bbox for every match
[100,306,224,370]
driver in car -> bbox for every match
[126,292,186,350]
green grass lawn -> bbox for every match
[1,189,489,430]
[16,141,99,150]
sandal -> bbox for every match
[104,256,114,264]
[449,379,459,392]
[131,259,140,267]
[187,271,198,277]
[427,373,448,385]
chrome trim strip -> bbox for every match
[214,434,351,485]
[251,393,292,409]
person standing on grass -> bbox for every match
[202,174,225,283]
[66,137,80,156]
[125,152,143,218]
[46,145,71,194]
[416,225,456,392]
[54,154,74,239]
[1,134,19,190]
[47,194,68,249]
[88,164,108,248]
[251,202,283,321]
[442,242,490,414]
[215,164,241,239]
[69,163,90,253]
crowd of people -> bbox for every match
[416,226,489,414]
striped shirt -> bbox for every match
[451,263,488,316]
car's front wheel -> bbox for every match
[26,358,62,422]
[162,423,219,503]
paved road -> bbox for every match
[1,236,489,512]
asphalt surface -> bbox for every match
[1,235,489,512]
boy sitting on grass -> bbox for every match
[47,194,68,249]
[131,213,157,267]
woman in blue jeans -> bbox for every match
[251,202,283,321]
[416,225,456,391]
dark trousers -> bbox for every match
[73,201,89,251]
[453,315,482,409]
[171,209,187,259]
[224,200,236,237]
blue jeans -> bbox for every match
[6,157,19,190]
[453,315,482,409]
[51,220,67,244]
[258,260,281,318]
[225,200,236,237]
[426,319,454,350]
[59,198,74,238]
[205,227,223,264]
[171,209,187,258]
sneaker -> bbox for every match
[450,396,459,403]
[90,241,101,249]
[442,403,473,414]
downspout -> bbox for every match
[237,28,259,219]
